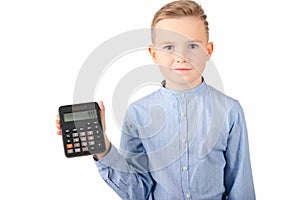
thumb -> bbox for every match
[98,101,106,132]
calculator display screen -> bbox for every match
[64,110,97,122]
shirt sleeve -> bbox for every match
[94,107,155,200]
[224,102,256,199]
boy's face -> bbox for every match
[149,16,213,90]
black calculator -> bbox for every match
[59,102,106,158]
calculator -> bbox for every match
[59,102,106,158]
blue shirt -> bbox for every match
[95,81,255,200]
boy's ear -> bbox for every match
[206,42,214,60]
[148,46,158,63]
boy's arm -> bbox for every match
[94,108,154,200]
[94,144,154,200]
[224,103,256,200]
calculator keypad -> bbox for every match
[63,121,105,157]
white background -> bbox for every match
[1,0,299,199]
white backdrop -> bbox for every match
[1,0,299,199]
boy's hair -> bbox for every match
[151,0,209,41]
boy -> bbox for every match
[56,0,255,199]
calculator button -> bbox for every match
[87,131,93,136]
[79,132,86,137]
[75,148,81,153]
[73,128,77,132]
[80,137,87,142]
[73,138,80,143]
[67,149,74,154]
[74,143,80,148]
[81,142,88,147]
[66,144,73,149]
[95,135,101,139]
[72,132,79,137]
[88,136,94,141]
[82,147,88,152]
[89,146,95,151]
[89,141,95,145]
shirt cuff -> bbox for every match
[92,142,112,161]
[94,145,130,173]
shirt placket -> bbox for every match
[178,93,192,199]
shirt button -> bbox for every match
[185,193,191,199]
[181,93,185,98]
[181,112,186,117]
[182,166,188,171]
[181,138,186,143]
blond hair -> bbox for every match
[151,0,209,40]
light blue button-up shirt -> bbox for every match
[95,81,255,200]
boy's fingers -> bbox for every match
[55,119,61,129]
[56,130,62,135]
[98,101,105,112]
[55,114,62,135]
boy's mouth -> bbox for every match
[174,68,192,71]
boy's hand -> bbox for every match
[55,101,111,160]
[95,101,111,160]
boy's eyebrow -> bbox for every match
[187,39,204,44]
[156,40,204,46]
[157,41,175,46]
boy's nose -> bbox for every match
[175,55,187,63]
[174,47,188,63]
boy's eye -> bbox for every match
[163,45,175,51]
[188,44,199,49]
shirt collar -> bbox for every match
[160,78,208,97]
